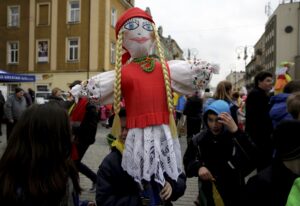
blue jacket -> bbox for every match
[176,96,186,112]
[269,93,293,128]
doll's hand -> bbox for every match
[160,181,172,201]
[218,112,238,133]
[86,79,101,98]
[198,166,215,181]
[69,84,83,103]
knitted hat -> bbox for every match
[15,87,24,93]
[115,7,154,64]
[115,7,154,38]
[273,120,300,161]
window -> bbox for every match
[7,41,19,64]
[37,3,50,26]
[67,38,79,61]
[68,0,80,23]
[7,5,20,27]
[110,42,116,64]
[37,40,49,62]
[111,8,117,27]
[36,85,49,92]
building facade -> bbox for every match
[226,71,246,91]
[0,0,134,92]
[244,34,266,88]
[158,26,184,60]
[246,1,300,87]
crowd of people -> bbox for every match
[0,6,299,206]
[0,72,298,206]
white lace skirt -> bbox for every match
[121,124,182,187]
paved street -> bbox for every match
[0,123,198,205]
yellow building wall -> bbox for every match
[0,0,134,91]
[98,0,129,71]
[35,0,51,72]
[56,0,90,72]
[0,0,30,73]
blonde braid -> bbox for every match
[111,32,123,138]
[152,23,177,137]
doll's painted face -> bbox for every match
[122,17,155,59]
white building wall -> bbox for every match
[275,3,299,77]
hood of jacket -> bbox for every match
[203,99,230,127]
[204,99,230,115]
[269,93,293,127]
[270,93,289,105]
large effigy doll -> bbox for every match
[71,7,219,190]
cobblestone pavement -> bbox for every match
[0,124,198,205]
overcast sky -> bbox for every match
[135,0,282,87]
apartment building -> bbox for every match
[0,0,134,92]
[226,71,246,91]
[246,1,300,87]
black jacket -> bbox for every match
[184,129,257,179]
[245,87,273,145]
[77,103,98,145]
[96,147,186,206]
[183,129,257,206]
[183,94,203,119]
[242,160,299,206]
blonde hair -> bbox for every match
[111,32,124,138]
[111,23,177,138]
[152,23,177,137]
[213,80,233,101]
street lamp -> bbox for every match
[185,48,199,61]
[235,46,254,90]
[236,46,254,68]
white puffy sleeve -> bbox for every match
[168,60,220,95]
[70,70,115,105]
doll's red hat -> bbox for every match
[115,7,154,38]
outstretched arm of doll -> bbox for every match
[70,70,115,105]
[168,59,220,95]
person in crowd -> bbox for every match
[183,91,203,144]
[245,71,274,171]
[28,88,35,103]
[48,87,67,108]
[0,90,5,137]
[4,87,27,140]
[96,108,186,206]
[269,80,300,128]
[242,120,300,206]
[231,91,245,131]
[184,99,257,206]
[285,92,300,205]
[0,103,81,206]
[237,92,247,131]
[287,91,300,120]
[176,95,187,137]
[173,92,179,115]
[23,91,33,107]
[175,95,186,125]
[202,88,212,106]
[207,80,238,125]
[69,80,98,193]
